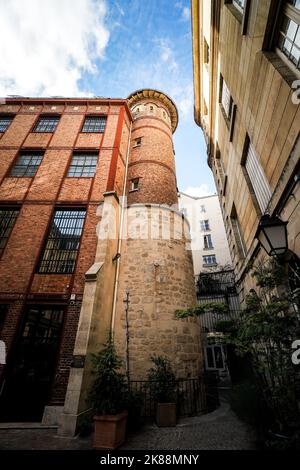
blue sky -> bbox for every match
[0,0,215,195]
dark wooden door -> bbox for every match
[0,306,64,422]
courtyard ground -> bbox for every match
[0,393,256,451]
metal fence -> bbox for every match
[129,375,218,420]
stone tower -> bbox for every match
[59,89,203,436]
[113,89,203,380]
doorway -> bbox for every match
[0,306,64,422]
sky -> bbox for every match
[0,0,216,196]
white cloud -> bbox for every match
[0,0,110,97]
[156,38,178,72]
[183,185,214,198]
[182,7,190,20]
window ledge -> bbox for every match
[129,188,139,193]
[132,144,141,149]
[225,3,243,24]
[203,263,218,267]
[203,247,214,251]
[263,51,300,87]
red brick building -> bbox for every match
[0,97,131,421]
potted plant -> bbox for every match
[147,356,177,427]
[90,333,128,450]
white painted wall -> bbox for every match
[178,192,232,275]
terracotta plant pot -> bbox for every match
[156,403,176,427]
[93,410,128,450]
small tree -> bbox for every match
[174,259,300,437]
[147,356,176,403]
[90,332,127,415]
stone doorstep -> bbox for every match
[0,423,58,430]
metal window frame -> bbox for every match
[38,208,86,274]
[10,152,44,177]
[276,3,300,71]
[0,208,19,257]
[203,254,217,265]
[81,115,107,133]
[33,115,60,133]
[0,115,14,133]
[67,153,98,178]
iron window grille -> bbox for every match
[203,255,217,266]
[81,116,107,133]
[200,220,210,231]
[67,153,98,177]
[38,209,86,274]
[277,1,300,72]
[0,209,19,257]
[0,116,13,133]
[10,152,43,177]
[33,116,60,133]
[244,140,272,213]
[204,234,214,249]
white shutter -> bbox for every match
[245,142,272,213]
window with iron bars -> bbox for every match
[81,116,107,133]
[10,152,43,177]
[277,1,300,72]
[33,116,60,133]
[38,209,86,274]
[0,116,13,133]
[0,209,19,257]
[67,153,98,177]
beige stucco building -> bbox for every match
[191,0,300,300]
[178,192,232,275]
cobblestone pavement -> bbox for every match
[0,396,256,451]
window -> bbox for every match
[204,37,210,64]
[233,0,245,12]
[150,106,154,112]
[130,178,139,191]
[243,139,272,213]
[67,153,98,177]
[204,234,213,249]
[220,77,233,121]
[0,304,8,333]
[205,345,226,370]
[0,209,19,256]
[277,1,300,72]
[163,111,166,118]
[231,204,247,258]
[81,116,106,133]
[38,209,86,274]
[200,220,210,231]
[134,137,142,147]
[10,152,43,177]
[33,116,60,133]
[200,205,206,213]
[203,254,217,266]
[0,115,13,133]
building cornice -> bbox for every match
[191,0,202,128]
[127,88,178,133]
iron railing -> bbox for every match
[129,376,218,420]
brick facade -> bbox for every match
[0,97,131,410]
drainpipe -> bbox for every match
[111,120,132,334]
